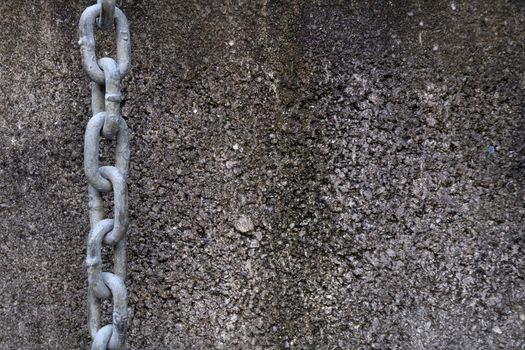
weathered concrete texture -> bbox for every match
[1,0,525,349]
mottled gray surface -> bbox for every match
[1,0,525,349]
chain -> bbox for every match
[78,1,131,349]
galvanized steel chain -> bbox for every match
[78,1,131,349]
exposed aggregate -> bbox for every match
[0,1,525,349]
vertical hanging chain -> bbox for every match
[78,1,131,349]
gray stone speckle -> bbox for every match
[235,215,254,234]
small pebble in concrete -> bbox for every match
[235,215,254,233]
[492,326,503,334]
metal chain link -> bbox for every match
[78,1,131,349]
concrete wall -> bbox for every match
[1,1,525,348]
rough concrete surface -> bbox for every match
[1,0,525,349]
